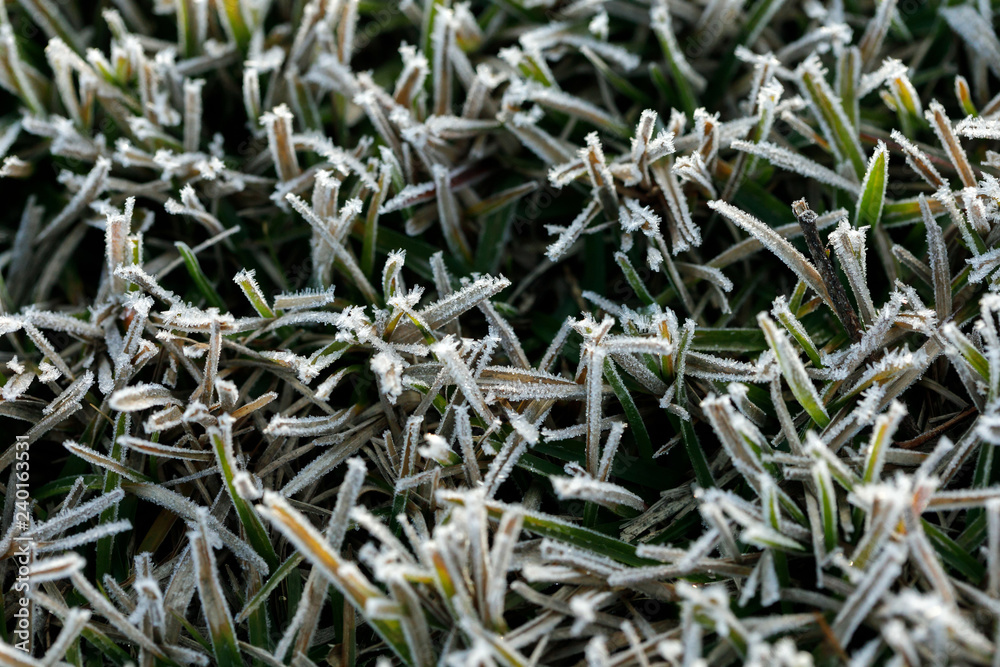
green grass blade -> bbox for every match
[211,420,279,573]
[676,324,715,490]
[855,141,888,229]
[257,493,413,664]
[799,57,866,178]
[922,519,985,583]
[190,516,244,667]
[236,552,304,623]
[603,357,652,460]
[176,241,226,311]
[95,412,128,581]
[692,328,768,352]
[759,313,830,428]
[614,252,655,306]
[441,493,657,567]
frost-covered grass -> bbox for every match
[3,0,1000,664]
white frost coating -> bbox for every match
[26,552,86,583]
[730,139,860,194]
[36,520,133,553]
[617,197,661,236]
[646,246,664,272]
[506,409,539,445]
[956,116,1000,140]
[2,371,33,401]
[889,129,944,188]
[829,217,876,324]
[233,471,262,501]
[28,488,125,539]
[432,335,494,424]
[419,433,454,465]
[417,274,511,331]
[372,351,405,404]
[942,5,1000,78]
[832,542,908,645]
[858,57,908,98]
[550,476,645,511]
[545,199,600,261]
[967,246,1000,285]
[709,200,834,311]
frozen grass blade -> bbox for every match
[189,510,242,667]
[233,269,274,318]
[858,0,896,68]
[832,543,907,645]
[261,104,300,182]
[432,163,472,263]
[551,476,645,513]
[708,200,834,312]
[863,402,906,483]
[797,55,866,178]
[921,194,952,321]
[431,7,453,117]
[65,561,169,660]
[926,101,977,189]
[772,295,822,367]
[211,416,279,571]
[650,1,698,116]
[409,274,511,337]
[730,139,860,195]
[257,492,413,664]
[36,157,110,244]
[942,5,1000,79]
[889,129,945,189]
[438,492,655,567]
[603,357,651,460]
[811,459,838,553]
[828,220,876,327]
[124,481,269,573]
[795,198,863,342]
[759,312,829,428]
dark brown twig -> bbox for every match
[793,198,863,342]
[895,407,978,450]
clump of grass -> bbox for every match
[3,0,1000,665]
